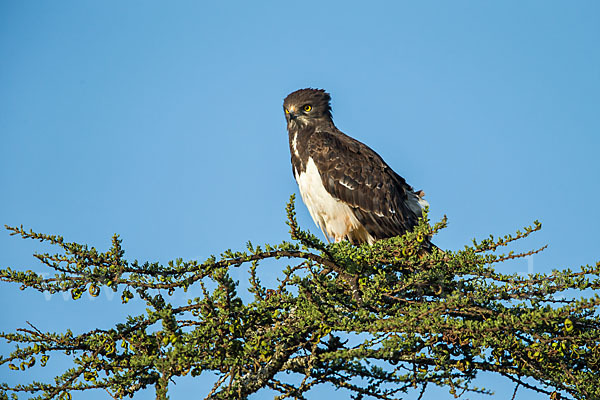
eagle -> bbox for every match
[284,88,429,245]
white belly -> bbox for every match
[295,158,374,244]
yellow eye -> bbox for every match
[284,108,290,114]
[303,104,312,112]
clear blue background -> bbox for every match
[1,1,599,399]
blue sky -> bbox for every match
[1,1,599,399]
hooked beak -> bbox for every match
[286,106,297,120]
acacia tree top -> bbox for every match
[1,196,599,400]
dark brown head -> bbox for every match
[283,88,332,130]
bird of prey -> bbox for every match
[283,88,429,245]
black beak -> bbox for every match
[288,112,297,120]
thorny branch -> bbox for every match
[0,196,599,400]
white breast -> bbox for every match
[295,157,374,244]
[291,132,299,158]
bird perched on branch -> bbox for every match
[283,88,429,245]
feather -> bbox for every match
[284,88,428,244]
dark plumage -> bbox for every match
[283,88,429,245]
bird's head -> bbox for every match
[283,88,332,130]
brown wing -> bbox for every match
[307,129,422,240]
